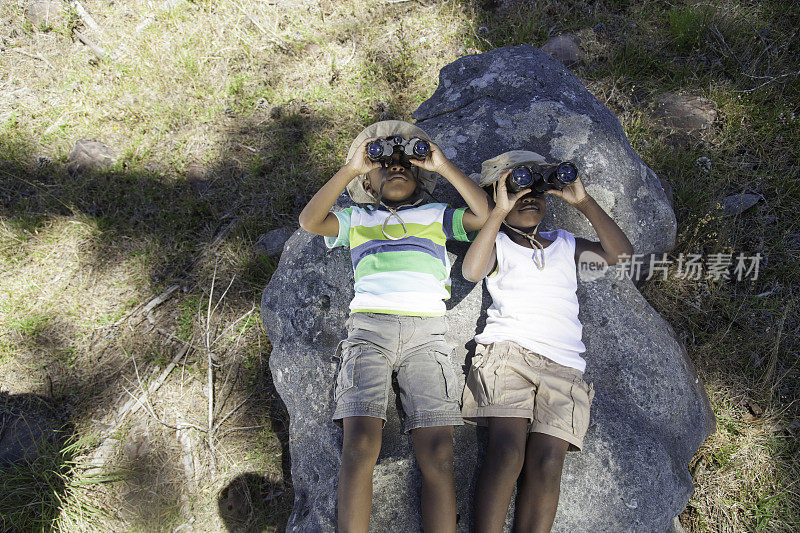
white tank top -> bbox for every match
[474,230,587,372]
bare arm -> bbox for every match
[462,174,527,282]
[411,142,492,232]
[298,139,380,237]
[546,178,634,265]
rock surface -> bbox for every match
[68,139,117,175]
[653,92,718,133]
[262,45,714,532]
[413,45,676,256]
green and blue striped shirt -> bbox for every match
[325,203,470,316]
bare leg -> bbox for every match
[513,432,570,533]
[411,425,457,533]
[473,418,529,533]
[338,416,383,533]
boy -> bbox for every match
[298,120,491,532]
[460,151,633,532]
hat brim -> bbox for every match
[473,150,549,188]
[344,120,436,204]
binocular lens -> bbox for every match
[412,140,430,157]
[556,162,577,184]
[510,166,534,188]
[367,141,384,158]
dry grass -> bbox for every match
[1,0,799,530]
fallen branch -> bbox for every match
[140,284,181,316]
[87,342,191,471]
[73,30,107,62]
[71,1,105,37]
[11,48,55,70]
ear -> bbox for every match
[362,177,374,195]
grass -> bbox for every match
[1,0,799,530]
[0,432,119,532]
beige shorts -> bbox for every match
[332,313,463,433]
[461,341,594,451]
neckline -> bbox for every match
[502,230,560,253]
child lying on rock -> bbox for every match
[298,120,491,532]
[461,151,633,532]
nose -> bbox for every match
[388,153,405,171]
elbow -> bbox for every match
[607,244,634,266]
[461,266,482,284]
[298,211,313,233]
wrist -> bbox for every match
[572,194,593,210]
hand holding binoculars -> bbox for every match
[506,161,578,195]
[366,136,431,165]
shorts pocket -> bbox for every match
[434,349,458,401]
[334,341,363,401]
[571,378,594,436]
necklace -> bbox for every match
[502,222,545,270]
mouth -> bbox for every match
[387,172,408,181]
[519,202,540,212]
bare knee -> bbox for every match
[412,427,454,479]
[486,436,526,475]
[342,417,382,467]
[523,442,567,484]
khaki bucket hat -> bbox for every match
[345,120,437,205]
[470,150,549,187]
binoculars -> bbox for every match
[366,136,431,165]
[507,161,578,195]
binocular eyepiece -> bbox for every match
[507,161,578,195]
[366,136,431,164]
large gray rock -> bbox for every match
[262,45,714,532]
[413,45,676,256]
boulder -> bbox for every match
[262,45,714,532]
[414,46,676,256]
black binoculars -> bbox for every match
[366,136,431,165]
[507,161,578,195]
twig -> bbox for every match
[73,30,107,61]
[140,284,181,316]
[218,425,266,440]
[87,342,191,471]
[213,391,254,432]
[71,1,105,37]
[11,48,55,70]
[205,258,218,470]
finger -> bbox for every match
[511,190,529,203]
[545,189,562,198]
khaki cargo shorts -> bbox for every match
[461,340,595,451]
[332,312,463,433]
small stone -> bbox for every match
[477,26,489,37]
[270,106,283,119]
[720,193,760,216]
[746,401,764,418]
[541,33,583,66]
[299,104,311,114]
[255,227,293,257]
[654,92,717,133]
[24,0,64,29]
[67,139,116,175]
[695,156,711,172]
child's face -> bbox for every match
[504,193,546,229]
[363,152,418,203]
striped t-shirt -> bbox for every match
[325,203,470,316]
